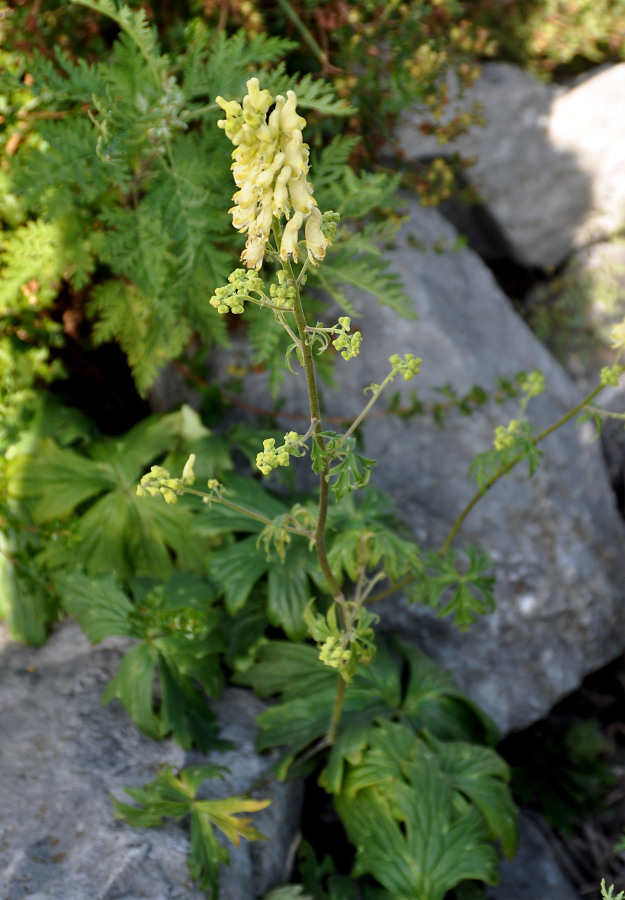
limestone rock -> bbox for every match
[209,199,625,734]
[394,63,625,268]
[487,814,580,900]
[0,620,302,900]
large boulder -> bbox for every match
[0,621,302,900]
[208,198,625,734]
[394,63,625,269]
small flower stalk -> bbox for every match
[216,78,332,270]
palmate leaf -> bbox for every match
[335,740,499,900]
[408,545,496,631]
[339,721,517,860]
[59,569,225,748]
[7,437,117,521]
[9,408,208,579]
[423,732,518,859]
[327,490,423,584]
[236,640,496,789]
[113,764,270,897]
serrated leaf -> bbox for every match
[7,437,116,522]
[336,740,499,900]
[113,764,269,896]
[56,569,138,642]
[158,655,224,750]
[424,732,518,859]
[209,534,269,614]
[102,640,161,738]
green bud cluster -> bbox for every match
[389,353,422,381]
[519,370,545,397]
[209,268,264,315]
[319,634,351,668]
[600,364,625,388]
[494,419,521,451]
[332,316,362,360]
[321,210,340,243]
[269,270,296,308]
[256,431,300,475]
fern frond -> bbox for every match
[28,47,105,103]
[99,204,170,299]
[321,167,402,219]
[71,0,167,86]
[142,133,230,278]
[0,221,65,311]
[88,280,190,394]
[312,248,413,319]
[262,66,354,116]
[310,136,361,196]
[11,118,112,213]
[246,303,289,398]
[183,29,296,108]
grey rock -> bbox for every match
[487,814,580,900]
[394,63,625,268]
[208,199,625,734]
[0,620,302,900]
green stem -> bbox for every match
[181,488,313,539]
[365,381,608,606]
[326,676,347,743]
[274,0,327,68]
[342,369,395,443]
[439,382,606,555]
[273,222,347,744]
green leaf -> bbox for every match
[158,655,224,750]
[56,569,138,642]
[424,732,518,859]
[102,641,161,738]
[336,739,499,900]
[409,546,496,631]
[7,437,116,522]
[209,534,269,614]
[113,764,270,896]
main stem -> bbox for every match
[276,226,347,744]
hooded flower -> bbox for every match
[216,78,331,269]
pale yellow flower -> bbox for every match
[216,78,333,269]
[610,320,625,350]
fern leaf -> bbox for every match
[88,280,190,394]
[72,0,167,86]
[184,29,296,108]
[263,65,354,116]
[12,118,111,212]
[28,47,105,102]
[313,248,412,319]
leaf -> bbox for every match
[237,640,497,787]
[336,745,499,900]
[313,249,412,320]
[158,655,224,750]
[56,569,138,642]
[409,546,496,631]
[102,641,161,738]
[7,437,116,522]
[113,764,270,897]
[209,534,269,615]
[424,732,518,859]
[0,531,55,646]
